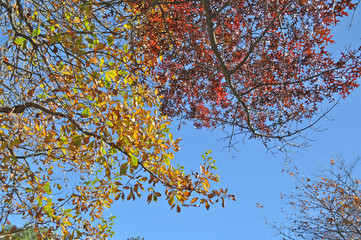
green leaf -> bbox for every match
[58,61,64,70]
[36,196,42,207]
[107,35,114,45]
[123,44,129,53]
[14,37,26,45]
[129,153,138,166]
[21,40,27,49]
[32,28,41,37]
[44,199,53,216]
[164,155,170,165]
[104,76,111,88]
[100,146,107,155]
[118,70,128,76]
[64,209,71,213]
[44,181,52,194]
[82,107,91,117]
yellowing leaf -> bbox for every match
[164,155,170,165]
[129,153,138,166]
[82,107,91,117]
[44,182,52,194]
[168,195,174,205]
[124,23,132,29]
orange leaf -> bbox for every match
[190,197,198,204]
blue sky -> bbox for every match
[111,9,361,240]
[113,85,361,240]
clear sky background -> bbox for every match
[111,8,361,240]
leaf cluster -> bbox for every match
[0,0,234,238]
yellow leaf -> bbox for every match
[124,23,132,29]
[168,195,174,205]
[190,197,198,204]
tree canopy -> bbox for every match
[126,0,361,145]
[0,0,360,239]
[0,0,234,238]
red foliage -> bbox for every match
[128,0,361,141]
